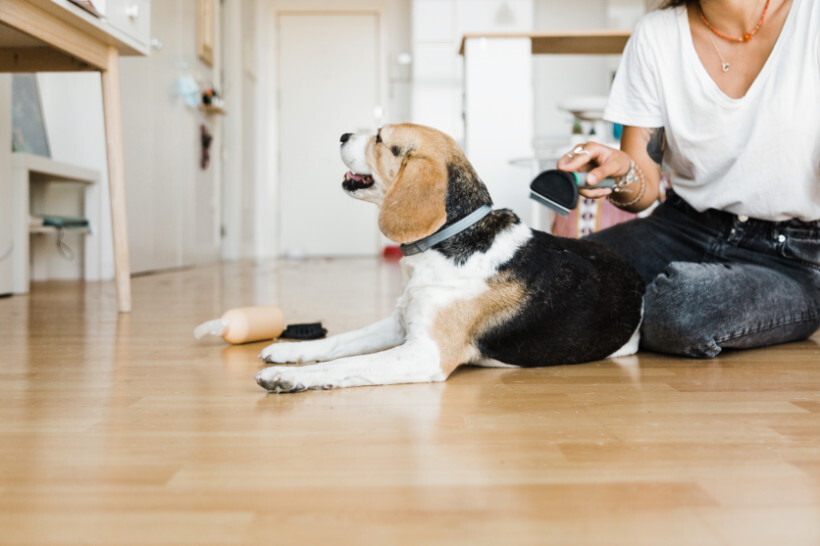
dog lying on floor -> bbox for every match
[256,124,644,393]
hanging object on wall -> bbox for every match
[174,75,200,109]
[197,0,215,66]
[199,86,226,115]
[200,124,213,170]
[201,86,223,108]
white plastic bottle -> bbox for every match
[194,305,285,344]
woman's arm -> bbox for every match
[555,125,665,213]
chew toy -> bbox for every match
[194,306,285,344]
[194,306,327,344]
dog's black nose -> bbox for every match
[340,133,352,144]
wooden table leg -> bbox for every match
[100,45,132,313]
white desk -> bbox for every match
[0,0,151,312]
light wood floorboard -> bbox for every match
[1,258,818,545]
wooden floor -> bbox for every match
[1,258,819,545]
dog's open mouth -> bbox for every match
[342,171,374,191]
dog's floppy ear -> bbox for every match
[378,153,448,244]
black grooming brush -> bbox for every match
[280,322,328,340]
[529,170,616,216]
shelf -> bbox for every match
[198,104,226,115]
[459,30,631,56]
[30,225,90,235]
[12,153,99,184]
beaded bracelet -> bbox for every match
[607,160,646,208]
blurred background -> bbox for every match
[0,0,657,289]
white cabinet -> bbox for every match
[24,0,151,55]
[105,0,151,49]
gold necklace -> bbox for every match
[706,32,733,72]
[700,0,769,72]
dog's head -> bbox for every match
[340,123,491,244]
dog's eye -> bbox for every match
[390,145,402,157]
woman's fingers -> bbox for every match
[557,142,618,178]
[557,142,631,197]
[557,142,601,172]
[579,187,613,199]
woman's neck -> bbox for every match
[698,0,769,37]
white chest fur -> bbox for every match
[396,222,532,339]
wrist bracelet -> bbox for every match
[607,160,646,208]
[612,161,639,192]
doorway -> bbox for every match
[278,12,381,257]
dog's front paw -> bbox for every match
[255,366,334,394]
[258,341,311,364]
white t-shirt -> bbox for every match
[604,0,820,222]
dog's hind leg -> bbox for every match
[471,357,519,368]
[607,328,641,358]
[256,338,452,393]
[608,323,641,358]
[607,302,643,359]
[259,312,404,364]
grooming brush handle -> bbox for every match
[573,172,616,190]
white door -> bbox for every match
[278,13,380,257]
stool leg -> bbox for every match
[100,45,132,312]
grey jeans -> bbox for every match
[587,191,820,358]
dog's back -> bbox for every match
[475,224,645,366]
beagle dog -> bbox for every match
[256,124,644,393]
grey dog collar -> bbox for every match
[399,205,493,257]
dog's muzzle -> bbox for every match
[340,132,374,191]
[342,171,374,191]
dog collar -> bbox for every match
[399,205,493,257]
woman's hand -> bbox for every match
[556,141,633,199]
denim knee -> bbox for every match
[641,262,727,358]
[641,260,820,357]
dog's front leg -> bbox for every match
[256,338,452,393]
[258,312,404,364]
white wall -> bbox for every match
[30,1,226,277]
[38,72,110,282]
[0,76,12,294]
[221,0,266,262]
[118,0,223,273]
[534,0,645,143]
[533,0,609,143]
[240,1,259,260]
[411,0,644,145]
[221,0,247,262]
[411,0,535,145]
